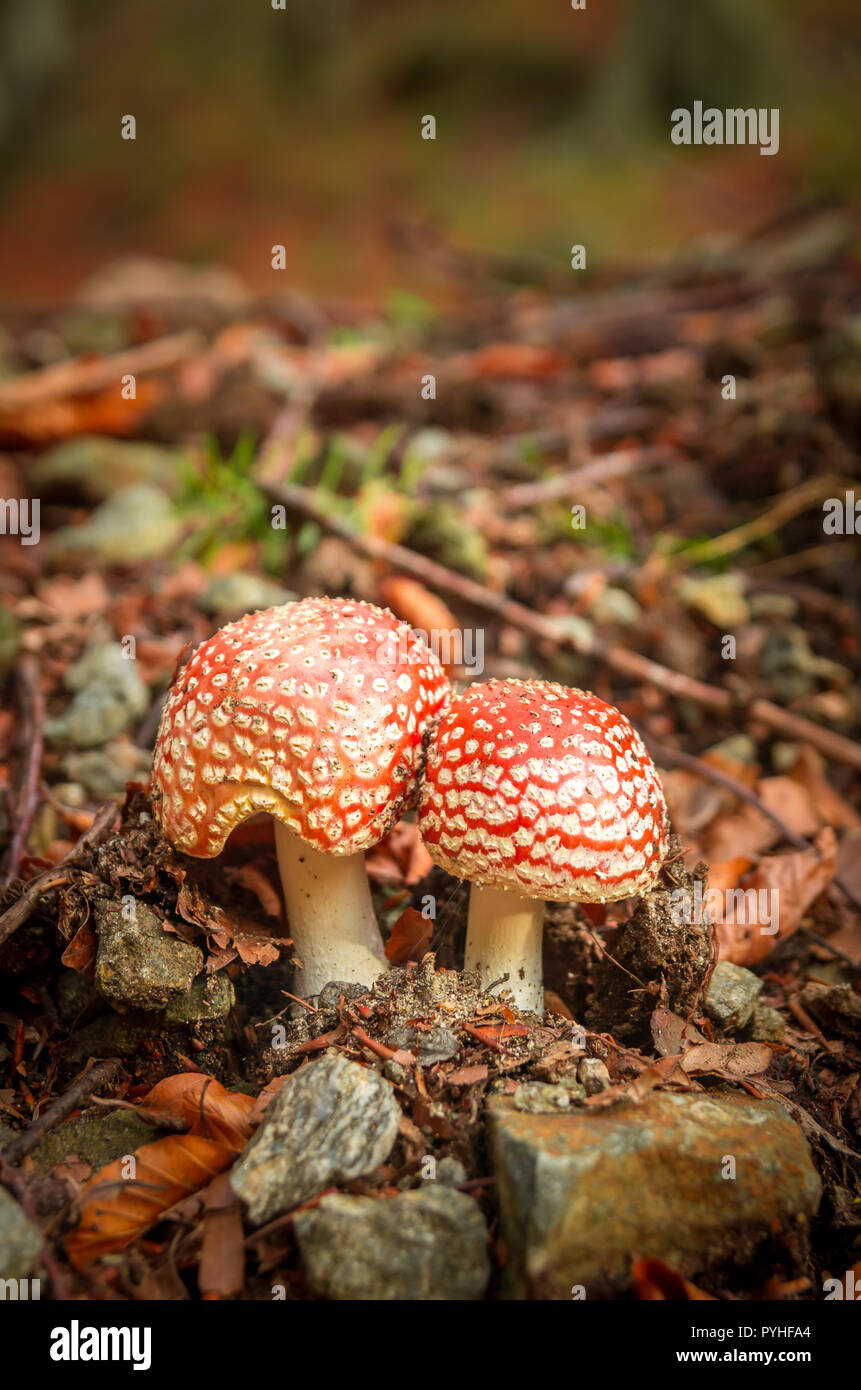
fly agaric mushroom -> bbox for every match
[152,597,450,996]
[418,679,667,1012]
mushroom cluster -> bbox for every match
[152,597,450,996]
[419,679,667,1011]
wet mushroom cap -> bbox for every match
[419,679,667,902]
[152,597,450,857]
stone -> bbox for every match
[294,1187,490,1301]
[230,1051,400,1225]
[27,1110,156,1173]
[50,484,181,565]
[56,968,101,1024]
[384,1023,459,1065]
[434,1156,468,1187]
[680,573,749,628]
[489,1090,821,1299]
[198,573,295,620]
[578,1057,611,1095]
[705,961,763,1032]
[164,971,235,1023]
[62,739,153,798]
[94,899,203,1011]
[589,586,642,627]
[31,437,182,501]
[749,1005,785,1043]
[45,644,149,749]
[0,1189,42,1282]
[511,1082,573,1114]
[800,982,861,1040]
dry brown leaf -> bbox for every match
[198,1172,245,1300]
[680,1041,773,1078]
[717,827,837,965]
[385,906,433,965]
[632,1256,715,1300]
[65,1133,234,1269]
[64,1074,254,1269]
[142,1074,255,1149]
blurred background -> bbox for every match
[0,0,857,306]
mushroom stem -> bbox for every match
[274,824,389,997]
[464,884,545,1013]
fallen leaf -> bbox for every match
[198,1172,245,1300]
[448,1065,489,1086]
[632,1256,714,1300]
[65,1133,233,1269]
[680,1041,773,1078]
[717,827,837,965]
[385,906,433,964]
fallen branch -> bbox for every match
[0,330,204,410]
[260,479,861,773]
[2,1058,122,1166]
[0,800,118,949]
[1,655,44,890]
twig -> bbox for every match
[647,740,861,911]
[2,1058,122,1166]
[670,474,846,571]
[501,445,678,509]
[260,479,861,772]
[0,1153,72,1298]
[1,656,44,889]
[0,330,204,410]
[0,800,118,949]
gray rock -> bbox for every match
[62,739,152,797]
[94,899,203,1011]
[589,586,641,627]
[705,960,763,1032]
[164,971,235,1023]
[434,1156,468,1187]
[294,1187,490,1300]
[800,982,861,1040]
[46,644,149,749]
[0,1189,42,1282]
[198,573,295,620]
[316,981,369,1010]
[231,1051,400,1225]
[384,1023,459,1065]
[56,968,101,1024]
[749,1005,786,1043]
[51,484,181,565]
[490,1090,821,1299]
[31,437,182,501]
[511,1082,573,1114]
[578,1057,611,1095]
[27,1110,156,1173]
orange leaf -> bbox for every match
[142,1074,255,1148]
[65,1133,235,1269]
[717,828,837,965]
[385,906,432,965]
[632,1257,714,1300]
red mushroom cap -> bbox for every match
[152,597,450,857]
[419,679,666,902]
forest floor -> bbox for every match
[0,206,859,1301]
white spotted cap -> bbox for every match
[152,597,450,857]
[419,678,667,902]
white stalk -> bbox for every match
[274,823,389,998]
[464,884,545,1013]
